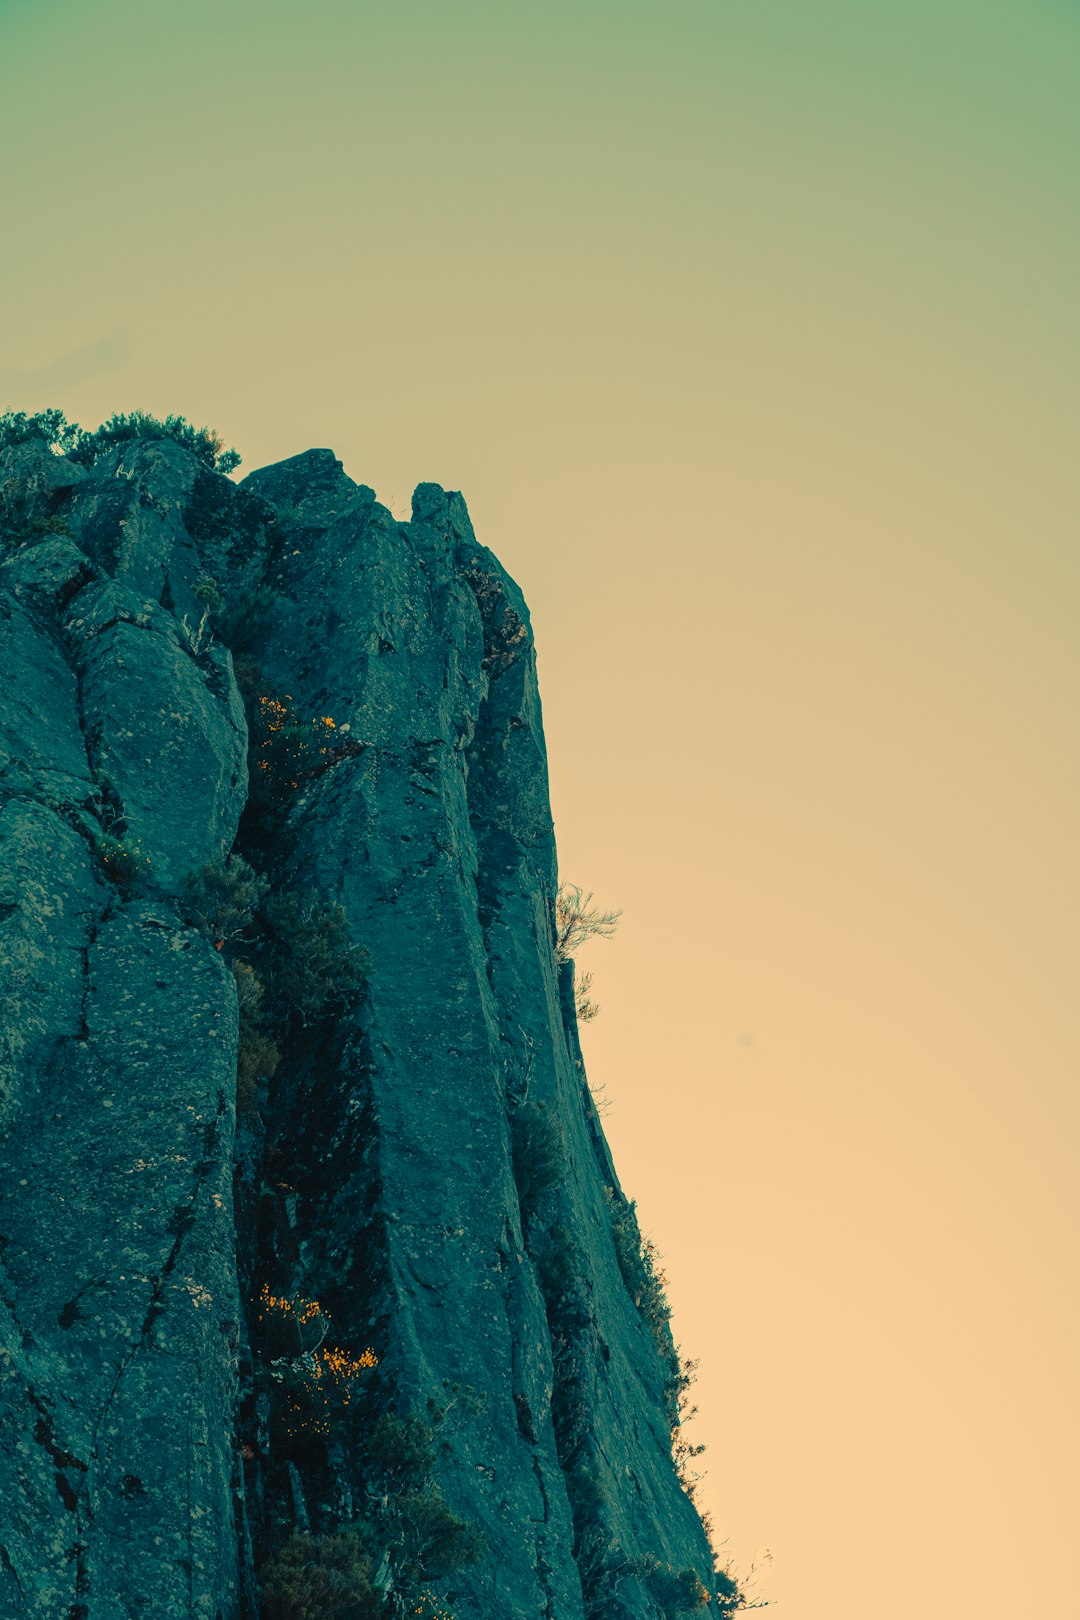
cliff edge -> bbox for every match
[0,423,733,1620]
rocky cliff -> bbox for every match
[0,424,731,1620]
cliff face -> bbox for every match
[0,433,721,1620]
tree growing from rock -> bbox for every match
[555,884,621,1022]
[554,884,622,962]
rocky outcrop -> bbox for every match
[0,431,723,1619]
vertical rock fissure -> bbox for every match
[219,517,391,1597]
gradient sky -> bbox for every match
[3,3,1078,1616]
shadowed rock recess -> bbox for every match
[0,432,732,1619]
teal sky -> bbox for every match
[3,4,1079,1617]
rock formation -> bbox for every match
[0,423,731,1619]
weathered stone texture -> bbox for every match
[67,580,248,885]
[0,433,721,1619]
[240,456,716,1618]
[0,437,248,1618]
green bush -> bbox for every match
[256,1396,485,1616]
[0,408,241,473]
[510,1102,565,1223]
[363,1410,437,1493]
[606,1192,672,1352]
[181,855,269,943]
[638,1559,711,1617]
[66,410,241,474]
[576,1535,714,1620]
[388,1489,485,1587]
[260,1492,481,1617]
[263,891,368,1025]
[604,1187,706,1478]
[251,692,362,806]
[5,512,73,546]
[574,1523,635,1620]
[24,512,71,539]
[258,1530,384,1620]
[668,1353,706,1496]
[0,468,73,550]
[0,409,77,454]
[213,579,279,651]
[538,1222,583,1311]
[193,571,224,612]
[232,652,263,705]
[179,859,368,1104]
[536,1228,594,1478]
[96,833,151,888]
[236,1025,281,1113]
[233,961,280,1112]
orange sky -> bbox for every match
[3,2,1078,1614]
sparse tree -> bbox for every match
[555,885,620,1027]
[554,884,621,962]
[574,967,600,1023]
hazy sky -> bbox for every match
[3,3,1078,1616]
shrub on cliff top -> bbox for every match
[0,407,241,472]
[0,409,77,454]
[66,410,241,473]
[555,884,620,1027]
